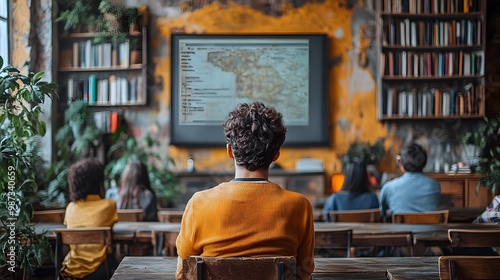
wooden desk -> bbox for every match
[35,222,500,250]
[316,222,500,247]
[110,256,438,280]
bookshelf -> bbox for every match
[377,0,487,121]
[57,26,147,108]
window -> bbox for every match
[0,0,9,65]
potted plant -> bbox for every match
[93,0,129,44]
[341,138,387,167]
[105,126,179,207]
[0,56,57,279]
[56,0,100,33]
[38,100,102,208]
[462,114,500,195]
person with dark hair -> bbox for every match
[379,142,441,219]
[61,158,118,280]
[322,160,379,222]
[118,160,158,221]
[175,102,315,280]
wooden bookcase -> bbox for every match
[56,26,148,132]
[376,0,487,120]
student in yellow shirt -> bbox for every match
[176,102,315,280]
[60,158,118,280]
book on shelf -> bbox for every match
[65,74,145,106]
[382,83,483,118]
[66,39,133,69]
[383,50,483,78]
[93,111,120,134]
[382,0,482,14]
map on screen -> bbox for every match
[177,38,310,126]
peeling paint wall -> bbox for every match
[144,0,393,178]
[12,0,489,190]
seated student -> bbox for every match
[323,160,379,222]
[440,195,500,256]
[175,102,315,280]
[61,158,118,280]
[474,195,500,223]
[379,142,441,220]
[117,160,158,221]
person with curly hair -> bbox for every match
[175,101,315,280]
[117,160,158,221]
[61,158,118,280]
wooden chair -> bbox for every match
[151,229,179,256]
[392,210,449,224]
[328,208,381,223]
[157,210,184,223]
[31,209,66,223]
[181,256,296,280]
[353,231,414,257]
[53,227,112,280]
[314,228,352,257]
[439,256,500,280]
[117,209,144,222]
[448,229,500,248]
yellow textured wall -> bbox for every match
[155,0,396,180]
[11,1,31,71]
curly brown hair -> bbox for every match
[67,158,105,201]
[223,102,286,171]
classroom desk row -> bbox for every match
[34,221,500,251]
[110,256,439,280]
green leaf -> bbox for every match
[32,71,45,84]
[37,122,47,136]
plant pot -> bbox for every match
[129,23,140,34]
[130,50,142,65]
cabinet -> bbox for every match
[57,27,147,112]
[173,170,326,209]
[377,0,486,120]
[428,173,493,208]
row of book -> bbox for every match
[63,40,132,69]
[382,18,481,47]
[382,0,482,14]
[381,50,484,77]
[93,111,120,134]
[66,75,145,106]
[382,83,483,117]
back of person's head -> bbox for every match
[223,101,286,171]
[68,157,104,201]
[341,159,371,196]
[119,160,155,208]
[400,142,427,172]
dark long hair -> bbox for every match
[340,160,371,197]
[118,160,157,209]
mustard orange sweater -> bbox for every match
[176,181,315,279]
[63,195,118,278]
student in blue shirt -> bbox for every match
[379,142,441,220]
[323,159,379,222]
